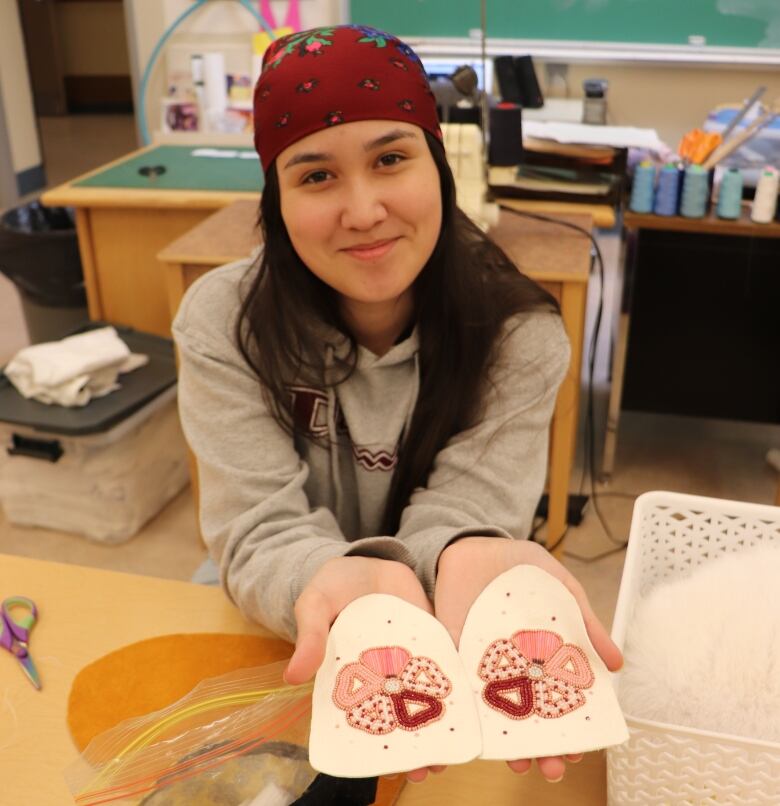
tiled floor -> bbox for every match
[1,115,778,638]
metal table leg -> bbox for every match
[601,225,638,481]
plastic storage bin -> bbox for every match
[608,491,780,805]
[0,326,189,543]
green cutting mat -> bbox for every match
[74,146,264,192]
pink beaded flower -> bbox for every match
[333,646,451,735]
[479,630,594,719]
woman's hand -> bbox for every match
[434,536,623,783]
[285,556,438,784]
[284,556,432,685]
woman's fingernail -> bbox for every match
[547,775,564,784]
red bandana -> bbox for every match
[253,25,442,172]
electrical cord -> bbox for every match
[497,205,629,561]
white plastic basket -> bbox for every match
[608,490,780,805]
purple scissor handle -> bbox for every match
[1,596,41,690]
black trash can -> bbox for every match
[0,201,89,343]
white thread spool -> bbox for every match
[190,54,205,125]
[750,166,779,224]
[203,52,227,132]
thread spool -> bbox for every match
[190,54,206,121]
[629,161,656,213]
[716,168,743,220]
[654,163,682,216]
[750,166,779,224]
[679,164,710,218]
[203,52,227,132]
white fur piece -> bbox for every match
[619,546,780,742]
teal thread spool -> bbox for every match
[716,168,743,220]
[680,164,710,218]
[629,161,656,213]
[654,163,682,216]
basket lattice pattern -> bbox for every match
[637,500,780,596]
[608,493,780,805]
[608,724,780,805]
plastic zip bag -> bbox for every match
[65,661,316,805]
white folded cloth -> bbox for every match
[5,327,148,407]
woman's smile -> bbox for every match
[341,237,400,261]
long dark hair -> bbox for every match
[237,131,560,534]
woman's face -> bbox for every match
[277,120,442,315]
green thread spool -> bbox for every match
[680,164,710,219]
[716,168,743,220]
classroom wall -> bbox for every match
[0,1,44,201]
[56,1,130,76]
[540,60,780,148]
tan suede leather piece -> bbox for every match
[67,633,293,751]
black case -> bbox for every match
[494,55,544,109]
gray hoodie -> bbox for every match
[173,258,570,641]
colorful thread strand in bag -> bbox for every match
[66,662,315,805]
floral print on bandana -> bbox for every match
[253,25,442,170]
[349,25,394,47]
[333,646,452,735]
[324,110,344,126]
[358,78,381,91]
[479,630,594,720]
[267,28,335,70]
[394,40,423,67]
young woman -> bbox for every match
[173,25,621,783]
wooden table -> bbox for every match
[0,553,607,805]
[40,145,260,338]
[159,200,592,554]
[601,205,780,480]
[499,196,615,229]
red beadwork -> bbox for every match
[483,676,534,719]
[333,645,451,735]
[389,690,444,730]
[479,631,594,720]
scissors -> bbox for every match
[0,596,41,690]
[678,128,722,164]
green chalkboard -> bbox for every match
[349,1,777,49]
[74,146,264,192]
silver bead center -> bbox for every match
[383,677,402,694]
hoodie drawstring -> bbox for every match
[402,351,420,446]
[325,344,344,520]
